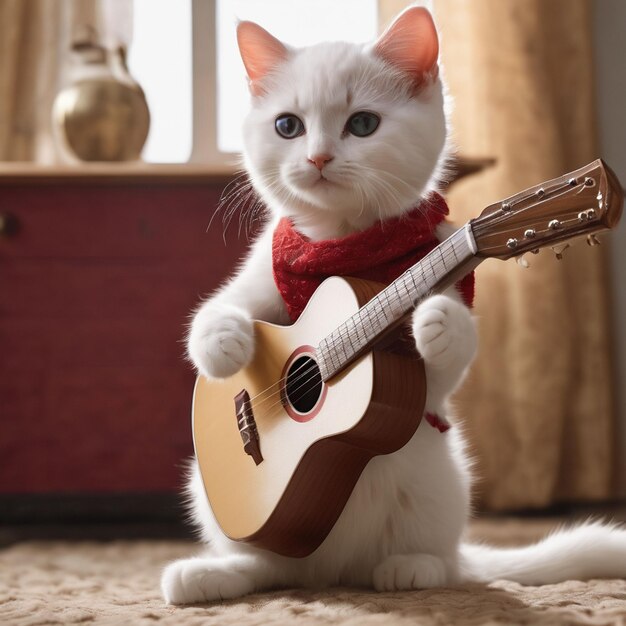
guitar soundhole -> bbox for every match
[284,355,323,416]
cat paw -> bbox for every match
[412,295,476,371]
[161,557,255,605]
[373,554,448,591]
[188,304,254,379]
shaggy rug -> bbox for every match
[1,517,625,626]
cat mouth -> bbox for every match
[290,170,343,193]
[312,174,338,188]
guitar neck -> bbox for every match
[316,159,624,382]
[317,224,480,381]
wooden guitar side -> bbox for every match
[193,277,426,557]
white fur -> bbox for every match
[460,520,626,585]
[162,17,626,605]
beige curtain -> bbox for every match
[0,0,69,161]
[0,0,132,162]
[433,0,615,510]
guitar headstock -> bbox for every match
[470,159,623,260]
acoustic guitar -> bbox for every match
[192,159,623,557]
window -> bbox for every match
[127,0,387,166]
[127,0,193,163]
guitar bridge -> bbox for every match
[234,389,263,465]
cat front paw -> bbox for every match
[412,295,476,371]
[188,304,254,379]
[373,554,448,591]
[161,557,255,605]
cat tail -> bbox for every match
[459,520,626,585]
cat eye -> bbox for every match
[275,114,305,139]
[346,112,380,137]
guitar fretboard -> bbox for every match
[316,224,478,381]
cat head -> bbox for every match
[237,7,449,238]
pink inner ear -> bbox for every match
[374,7,439,86]
[237,21,288,85]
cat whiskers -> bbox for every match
[383,160,442,232]
[354,165,411,222]
[257,169,309,224]
[361,165,420,220]
[355,176,367,221]
[212,168,283,240]
[334,164,381,223]
[240,168,292,237]
[212,170,257,242]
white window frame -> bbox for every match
[188,0,222,167]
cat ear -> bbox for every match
[237,21,289,95]
[374,7,439,89]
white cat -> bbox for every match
[162,7,626,604]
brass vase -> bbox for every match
[53,42,150,162]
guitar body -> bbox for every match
[191,158,623,561]
[193,276,426,557]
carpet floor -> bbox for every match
[1,517,625,626]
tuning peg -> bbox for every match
[516,254,530,268]
[587,234,601,246]
[578,208,597,222]
[551,243,570,260]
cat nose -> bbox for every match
[308,154,334,171]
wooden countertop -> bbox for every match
[0,162,238,185]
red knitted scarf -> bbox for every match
[272,193,475,322]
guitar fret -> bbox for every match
[350,316,360,344]
[402,277,412,300]
[365,305,380,336]
[420,263,428,289]
[451,238,459,263]
[373,306,385,332]
[380,304,390,323]
[428,255,436,282]
[439,244,447,270]
[327,348,337,369]
[340,336,350,361]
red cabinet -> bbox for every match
[0,170,248,494]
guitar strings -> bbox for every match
[469,180,585,229]
[473,210,589,252]
[252,363,320,423]
[248,361,320,422]
[244,230,464,412]
[472,203,583,237]
[249,234,471,420]
[471,188,586,238]
[247,235,464,410]
[317,232,467,349]
[248,202,588,421]
[245,356,314,405]
[248,237,467,421]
